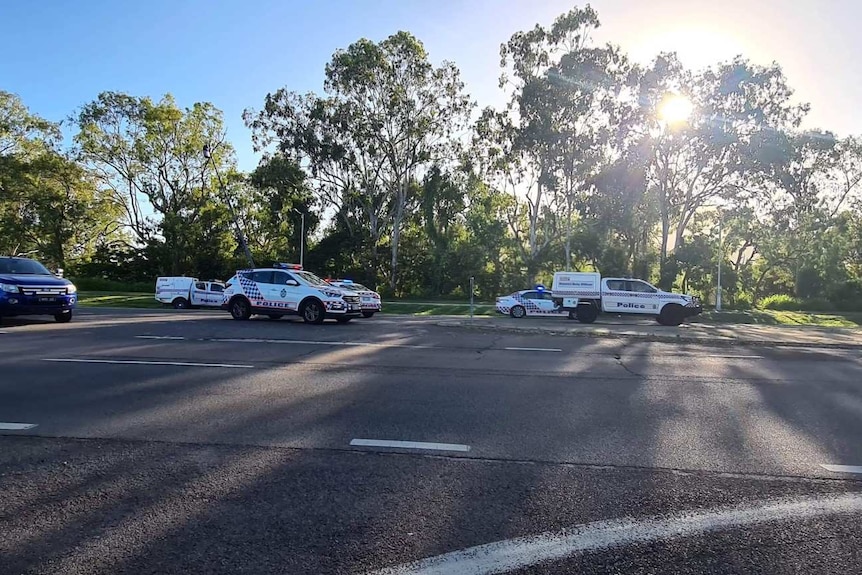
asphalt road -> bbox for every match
[1,309,862,574]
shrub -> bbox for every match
[728,295,753,310]
[69,277,152,293]
[759,294,800,310]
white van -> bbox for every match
[155,277,226,309]
[551,272,702,326]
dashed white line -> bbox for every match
[350,439,471,453]
[135,335,437,349]
[820,464,862,474]
[136,335,186,340]
[503,347,563,353]
[42,358,254,369]
[369,493,862,575]
[0,422,37,430]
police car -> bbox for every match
[222,263,362,324]
[495,286,565,318]
[326,279,381,318]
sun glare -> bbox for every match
[659,95,693,124]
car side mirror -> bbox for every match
[55,268,64,278]
[285,279,299,287]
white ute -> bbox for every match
[155,277,226,309]
[551,272,702,326]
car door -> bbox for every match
[535,291,561,315]
[190,281,208,306]
[246,270,275,308]
[625,279,661,314]
[601,279,632,313]
[271,270,302,313]
[518,291,542,315]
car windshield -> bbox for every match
[340,283,369,291]
[0,258,52,275]
[295,270,330,287]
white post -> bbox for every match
[716,213,722,312]
[300,212,305,269]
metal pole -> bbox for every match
[470,276,474,320]
[716,213,722,312]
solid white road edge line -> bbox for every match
[503,347,563,352]
[350,439,471,453]
[820,464,862,474]
[369,493,862,575]
[0,422,38,430]
[42,358,254,369]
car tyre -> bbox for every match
[230,297,252,320]
[362,311,375,318]
[576,304,598,323]
[510,305,526,319]
[172,297,189,310]
[301,299,326,324]
[658,304,684,327]
[54,310,73,323]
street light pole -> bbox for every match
[203,143,254,268]
[293,208,305,268]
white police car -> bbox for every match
[222,263,362,324]
[495,287,566,318]
[327,279,381,318]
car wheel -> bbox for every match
[510,305,526,319]
[659,304,684,327]
[54,310,73,323]
[301,299,325,324]
[576,304,598,324]
[230,297,252,320]
[268,314,283,320]
[362,311,375,318]
[172,298,189,309]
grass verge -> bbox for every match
[76,292,862,327]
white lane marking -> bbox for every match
[503,347,562,353]
[369,493,862,575]
[135,335,439,350]
[0,422,37,430]
[136,335,185,340]
[42,358,254,369]
[820,464,862,474]
[350,439,470,453]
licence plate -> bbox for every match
[39,297,56,303]
[361,297,373,302]
[350,304,360,310]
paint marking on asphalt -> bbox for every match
[369,493,862,575]
[42,358,254,369]
[0,422,38,430]
[136,335,440,350]
[136,335,186,340]
[350,439,471,453]
[820,464,862,474]
[503,347,563,353]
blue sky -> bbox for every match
[3,0,860,171]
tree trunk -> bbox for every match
[389,180,407,292]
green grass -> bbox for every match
[381,302,496,316]
[700,309,862,328]
[78,292,164,309]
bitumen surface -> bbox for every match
[1,308,862,574]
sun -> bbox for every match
[659,95,693,125]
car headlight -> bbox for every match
[66,284,77,294]
[320,290,343,298]
[0,282,18,293]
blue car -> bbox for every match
[0,256,77,324]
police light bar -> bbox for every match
[535,284,546,291]
[273,262,303,270]
[341,279,354,284]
